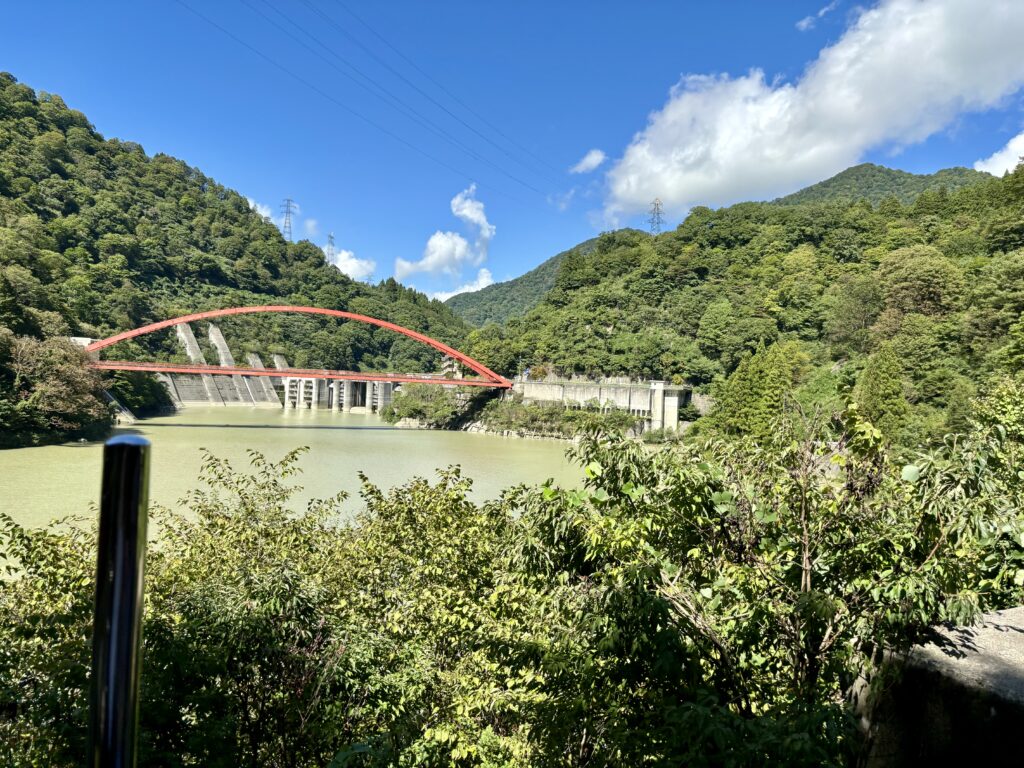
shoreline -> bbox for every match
[393,417,582,443]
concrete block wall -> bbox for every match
[628,388,652,413]
[169,373,215,403]
[514,377,686,430]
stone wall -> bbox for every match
[865,606,1024,765]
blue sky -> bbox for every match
[4,1,1024,298]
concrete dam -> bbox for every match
[511,376,710,433]
[152,321,393,413]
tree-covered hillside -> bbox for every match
[445,238,598,326]
[775,162,990,206]
[0,73,468,446]
[448,164,991,331]
[466,167,1024,445]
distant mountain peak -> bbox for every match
[445,238,599,327]
[775,163,991,206]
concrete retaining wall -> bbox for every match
[513,377,690,431]
[866,607,1024,765]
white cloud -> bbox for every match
[395,184,494,279]
[396,231,475,279]
[605,0,1024,222]
[548,188,577,211]
[329,247,376,281]
[796,0,840,31]
[975,130,1024,175]
[450,184,495,248]
[247,197,274,221]
[570,148,607,174]
[304,218,319,237]
[430,269,495,302]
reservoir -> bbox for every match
[0,407,580,530]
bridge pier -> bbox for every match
[378,382,394,412]
[343,380,354,413]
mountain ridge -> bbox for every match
[445,237,598,326]
[445,163,996,327]
[774,162,991,206]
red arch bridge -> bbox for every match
[83,306,511,410]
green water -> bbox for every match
[0,407,580,529]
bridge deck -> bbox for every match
[89,360,510,388]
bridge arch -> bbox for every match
[84,305,509,387]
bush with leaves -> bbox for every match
[3,404,1024,766]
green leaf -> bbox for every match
[901,464,921,483]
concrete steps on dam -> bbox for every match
[152,321,396,413]
[174,322,223,405]
[166,322,281,406]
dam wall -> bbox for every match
[512,376,696,432]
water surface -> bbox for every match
[0,407,580,529]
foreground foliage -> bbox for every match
[3,403,1022,766]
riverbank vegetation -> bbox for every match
[4,395,1024,765]
[0,73,469,446]
[0,330,110,447]
[382,385,642,438]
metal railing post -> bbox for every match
[88,435,151,768]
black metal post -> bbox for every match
[88,435,151,768]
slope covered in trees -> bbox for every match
[775,162,990,205]
[445,238,598,326]
[0,73,468,446]
[466,166,1024,446]
[447,164,992,330]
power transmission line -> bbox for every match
[325,232,336,261]
[281,198,297,242]
[333,0,562,178]
[171,0,521,203]
[648,198,664,234]
[299,0,561,184]
[240,0,540,194]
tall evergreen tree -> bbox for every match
[708,342,802,440]
[855,343,909,441]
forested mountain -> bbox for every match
[775,162,990,205]
[445,238,597,326]
[449,164,991,330]
[0,73,468,446]
[466,167,1024,445]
